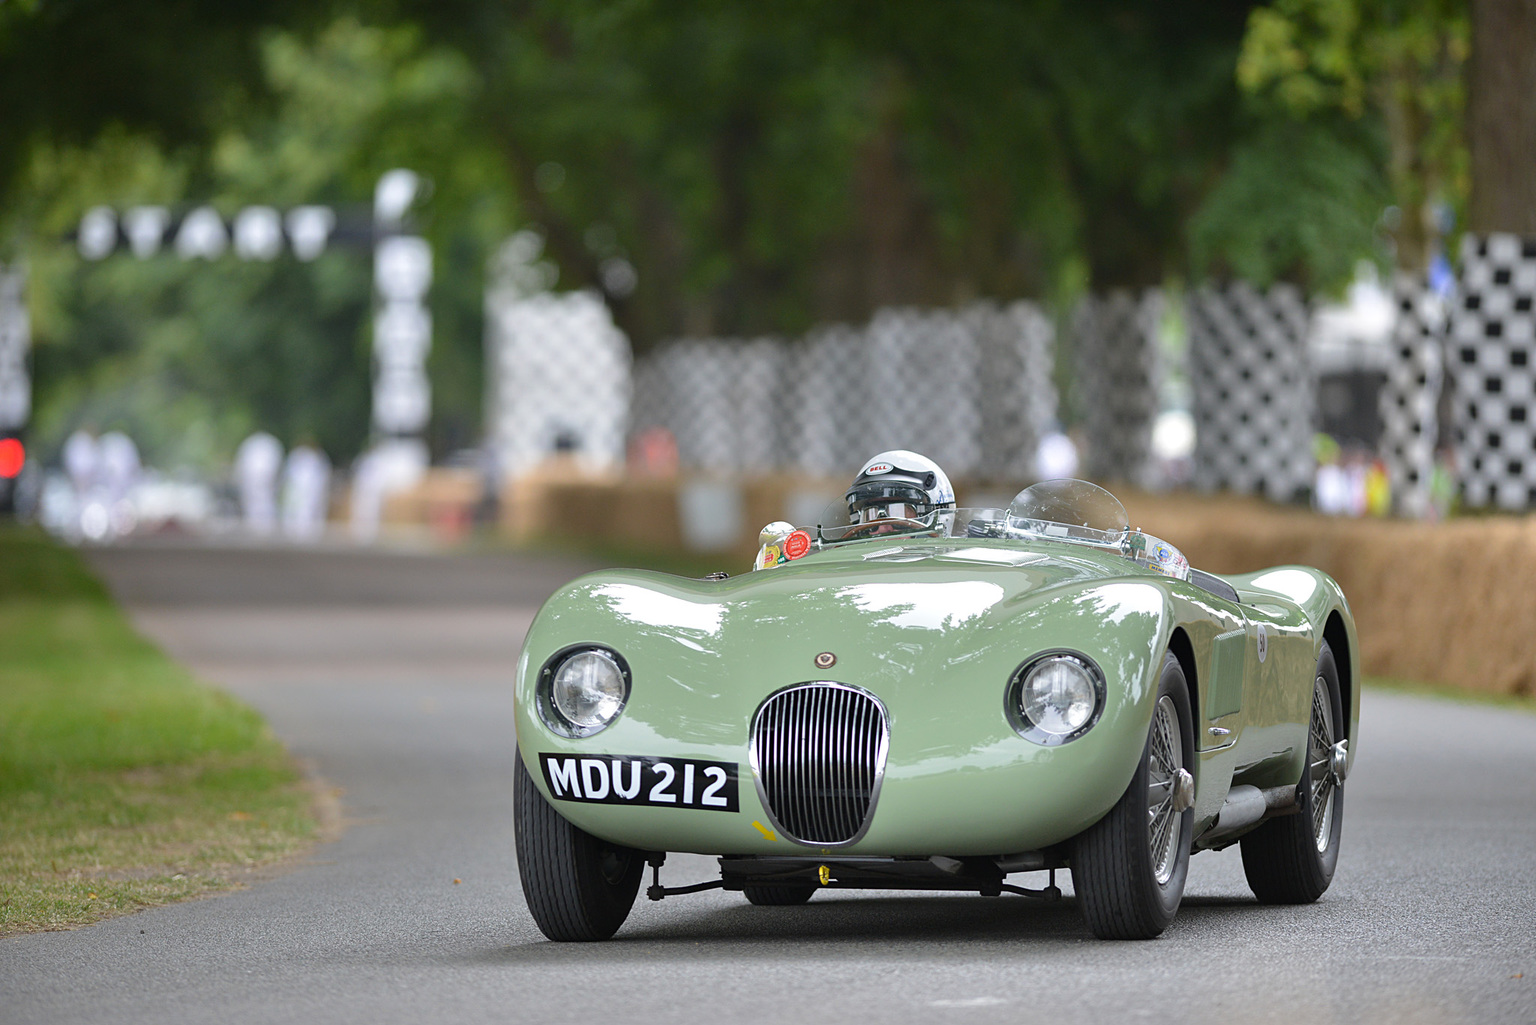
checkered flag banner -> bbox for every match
[1072,290,1162,484]
[1187,282,1314,501]
[485,289,631,480]
[1378,275,1446,518]
[1448,233,1536,511]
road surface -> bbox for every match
[3,541,1533,1024]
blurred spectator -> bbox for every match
[1364,459,1391,517]
[62,428,97,497]
[1035,429,1080,481]
[235,431,284,536]
[281,444,331,542]
[628,426,678,477]
[1429,447,1459,522]
[97,431,141,537]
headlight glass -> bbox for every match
[1008,652,1104,744]
[550,649,628,732]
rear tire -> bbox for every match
[743,884,817,906]
[1072,652,1195,940]
[514,752,644,941]
[1240,642,1345,903]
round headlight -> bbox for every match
[1009,653,1103,744]
[551,649,628,732]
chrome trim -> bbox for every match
[1329,737,1350,786]
[1004,649,1106,746]
[748,681,890,849]
[1170,767,1195,813]
[534,644,631,739]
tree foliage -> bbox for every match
[1,0,1480,469]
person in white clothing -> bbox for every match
[235,432,284,536]
[281,444,331,541]
[62,428,98,497]
[96,431,141,538]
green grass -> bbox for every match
[0,526,316,935]
[1364,675,1536,714]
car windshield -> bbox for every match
[813,497,1005,543]
[1005,479,1129,547]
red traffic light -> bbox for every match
[0,438,24,479]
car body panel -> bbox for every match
[514,536,1358,858]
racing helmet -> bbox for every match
[845,450,955,531]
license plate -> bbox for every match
[538,753,740,813]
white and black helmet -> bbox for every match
[845,450,956,527]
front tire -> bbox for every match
[1240,642,1346,903]
[1072,652,1195,940]
[514,752,644,941]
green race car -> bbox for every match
[512,479,1358,941]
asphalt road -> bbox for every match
[4,542,1535,1024]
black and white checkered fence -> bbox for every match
[1187,282,1314,501]
[631,302,1058,480]
[1072,290,1162,484]
[631,338,789,474]
[485,290,631,480]
[1448,233,1536,511]
[781,324,869,476]
[0,268,28,434]
[1378,275,1446,517]
[865,308,982,476]
[970,300,1057,480]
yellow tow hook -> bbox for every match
[818,864,831,886]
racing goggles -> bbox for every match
[845,481,935,523]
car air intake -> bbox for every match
[750,682,890,846]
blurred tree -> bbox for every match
[22,20,501,471]
[1230,0,1468,273]
[1466,0,1536,236]
[0,0,328,249]
[5,0,1483,469]
[390,0,1261,335]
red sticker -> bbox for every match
[783,531,811,560]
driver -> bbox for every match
[844,450,956,536]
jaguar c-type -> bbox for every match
[512,479,1357,940]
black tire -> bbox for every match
[1072,652,1195,940]
[1240,642,1346,904]
[514,752,644,941]
[742,884,817,906]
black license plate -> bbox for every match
[538,753,739,813]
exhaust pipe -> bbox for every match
[1197,783,1301,848]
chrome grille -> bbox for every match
[750,682,889,846]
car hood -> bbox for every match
[524,538,1169,715]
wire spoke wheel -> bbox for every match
[1239,641,1346,904]
[1307,675,1337,852]
[1146,695,1183,885]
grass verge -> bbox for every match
[1364,675,1536,714]
[0,526,317,935]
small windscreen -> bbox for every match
[1006,479,1129,545]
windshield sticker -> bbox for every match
[783,531,811,559]
[756,543,785,571]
